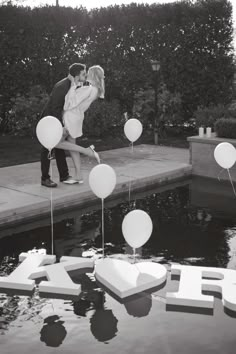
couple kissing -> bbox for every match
[40,63,104,188]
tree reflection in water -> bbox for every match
[78,186,233,268]
[0,184,236,342]
[72,278,118,342]
[90,308,118,343]
[40,315,67,347]
[124,293,152,317]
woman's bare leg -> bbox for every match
[57,140,94,157]
[66,136,83,180]
[57,138,100,164]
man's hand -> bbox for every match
[68,74,76,86]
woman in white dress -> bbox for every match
[56,65,104,183]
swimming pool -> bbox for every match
[0,177,236,354]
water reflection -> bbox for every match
[73,289,118,343]
[1,185,234,270]
[72,288,104,317]
[73,298,91,317]
[0,295,21,335]
[40,315,67,347]
[0,182,236,349]
[90,309,118,342]
[54,220,101,258]
[124,293,152,317]
[71,270,152,342]
[226,228,236,269]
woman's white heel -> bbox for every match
[89,145,100,164]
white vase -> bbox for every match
[206,127,212,138]
[199,127,204,137]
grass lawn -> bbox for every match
[0,131,190,168]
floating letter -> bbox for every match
[95,258,167,299]
[166,264,236,312]
[0,253,94,296]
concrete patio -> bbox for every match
[0,144,191,230]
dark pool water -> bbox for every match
[0,178,236,354]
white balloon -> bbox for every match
[89,164,117,199]
[214,142,236,169]
[122,210,153,249]
[36,116,63,150]
[124,119,143,143]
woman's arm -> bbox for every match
[64,86,92,111]
[80,87,98,113]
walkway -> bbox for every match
[0,144,191,230]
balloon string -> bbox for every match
[48,150,54,255]
[102,198,104,258]
[217,168,225,182]
[227,169,236,198]
[133,248,136,264]
[48,150,54,161]
[128,142,133,205]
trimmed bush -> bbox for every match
[193,105,236,129]
[0,0,234,128]
[6,85,49,136]
[215,118,236,139]
[133,83,183,136]
[83,99,125,138]
[7,86,123,138]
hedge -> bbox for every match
[5,84,124,138]
[193,104,236,129]
[0,0,234,133]
[215,118,236,139]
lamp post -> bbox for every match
[151,59,161,145]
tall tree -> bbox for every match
[0,0,234,125]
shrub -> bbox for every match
[0,1,234,125]
[193,105,236,129]
[6,85,49,137]
[83,99,125,138]
[133,83,183,136]
[215,118,236,139]
[7,87,123,138]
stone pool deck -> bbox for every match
[0,144,191,230]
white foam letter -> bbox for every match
[166,264,236,312]
[39,256,94,296]
[0,253,94,296]
[0,253,56,291]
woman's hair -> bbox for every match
[87,65,105,99]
